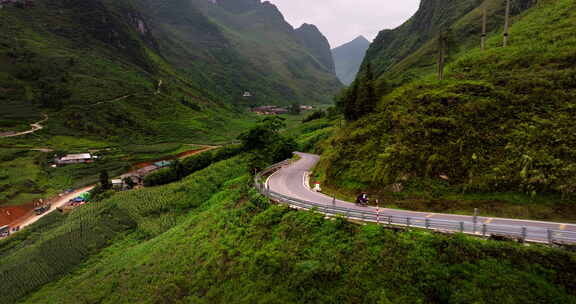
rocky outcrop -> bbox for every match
[295,23,336,74]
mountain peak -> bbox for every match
[294,23,336,74]
[332,35,371,85]
[353,35,370,43]
[297,23,319,30]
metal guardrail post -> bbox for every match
[425,218,430,229]
[482,224,487,237]
[459,222,464,233]
[547,229,553,244]
[332,195,336,206]
[473,208,478,234]
[521,227,527,242]
[388,216,392,225]
[406,217,411,227]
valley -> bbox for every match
[1,0,576,303]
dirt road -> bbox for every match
[15,186,95,229]
[0,114,48,138]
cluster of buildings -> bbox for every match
[0,0,34,9]
[250,105,314,115]
[251,106,289,115]
[115,160,172,190]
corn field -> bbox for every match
[0,157,246,304]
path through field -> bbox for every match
[0,114,48,138]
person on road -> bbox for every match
[356,192,369,206]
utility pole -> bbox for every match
[481,6,487,51]
[503,0,511,47]
[437,32,446,81]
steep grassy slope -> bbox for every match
[0,0,247,139]
[0,157,247,304]
[319,0,576,220]
[0,0,341,207]
[362,0,535,85]
[154,0,341,106]
[0,0,340,136]
[11,171,576,304]
[1,122,574,303]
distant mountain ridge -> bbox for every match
[332,36,370,85]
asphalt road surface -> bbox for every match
[267,152,576,244]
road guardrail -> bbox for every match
[254,161,576,245]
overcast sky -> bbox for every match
[268,0,421,48]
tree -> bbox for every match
[239,116,286,152]
[356,63,378,118]
[238,116,296,173]
[289,103,301,115]
[100,170,112,190]
[342,80,359,121]
[122,177,136,190]
[171,159,186,180]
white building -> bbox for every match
[56,153,93,165]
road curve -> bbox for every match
[267,152,576,243]
[0,114,48,138]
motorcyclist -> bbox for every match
[356,192,369,206]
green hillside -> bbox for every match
[190,0,341,104]
[0,0,247,139]
[0,0,340,136]
[319,0,576,220]
[1,154,574,304]
[363,0,535,85]
[0,0,340,207]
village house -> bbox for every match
[55,153,94,165]
[111,179,127,190]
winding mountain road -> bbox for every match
[266,153,576,244]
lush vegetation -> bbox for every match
[144,145,243,187]
[362,0,536,85]
[0,0,342,207]
[239,116,298,172]
[1,117,574,304]
[9,171,576,304]
[0,157,247,304]
[318,0,576,221]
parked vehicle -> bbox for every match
[0,225,10,237]
[34,204,51,215]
